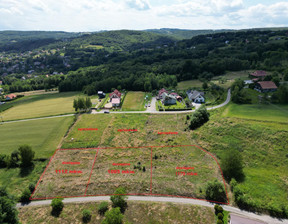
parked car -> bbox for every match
[104,111,110,114]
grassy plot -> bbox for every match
[122,91,145,111]
[32,149,97,199]
[177,79,203,90]
[0,116,74,157]
[18,201,215,224]
[0,91,81,121]
[223,103,288,123]
[0,116,74,196]
[196,112,288,212]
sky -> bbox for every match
[0,0,288,32]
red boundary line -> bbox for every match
[31,145,229,205]
[84,149,99,196]
[150,147,153,194]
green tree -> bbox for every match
[18,145,35,167]
[85,97,92,111]
[98,201,109,215]
[221,149,244,181]
[205,179,227,203]
[0,187,19,224]
[189,105,210,130]
[110,187,127,213]
[102,207,124,224]
[20,188,31,203]
[78,98,85,111]
[82,209,92,223]
[73,98,78,111]
[51,198,64,217]
[202,82,208,90]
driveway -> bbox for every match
[146,97,157,112]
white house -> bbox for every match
[187,90,205,103]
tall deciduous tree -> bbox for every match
[18,145,35,167]
[221,149,244,181]
[110,187,128,213]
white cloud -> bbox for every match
[0,0,287,31]
[126,0,151,11]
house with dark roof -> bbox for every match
[250,71,267,81]
[109,89,121,107]
[187,90,205,103]
[255,81,278,93]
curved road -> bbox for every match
[2,89,231,124]
[17,195,287,224]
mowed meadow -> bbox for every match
[121,91,146,111]
[0,91,81,121]
[0,116,74,196]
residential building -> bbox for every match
[158,88,169,100]
[162,92,177,105]
[187,90,205,103]
[98,91,106,99]
[5,94,17,100]
[250,71,267,81]
[255,81,278,93]
[109,89,121,107]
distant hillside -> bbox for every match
[0,31,82,52]
[145,28,234,39]
[65,30,176,52]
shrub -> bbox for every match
[18,145,35,167]
[205,179,227,203]
[82,209,92,223]
[51,198,64,217]
[98,201,109,215]
[230,178,237,192]
[217,212,223,220]
[189,105,210,130]
[216,219,223,224]
[110,187,128,213]
[20,188,31,203]
[214,204,224,215]
[28,183,35,193]
[102,207,123,224]
[0,154,8,168]
[221,149,244,182]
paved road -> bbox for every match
[17,196,287,224]
[2,89,231,124]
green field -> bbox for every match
[223,103,288,123]
[0,116,74,196]
[177,79,203,90]
[0,92,82,121]
[19,201,215,224]
[122,91,145,111]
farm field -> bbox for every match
[0,116,74,196]
[18,201,215,224]
[0,116,74,157]
[0,91,81,121]
[177,79,203,90]
[32,146,226,202]
[223,103,288,123]
[121,91,145,111]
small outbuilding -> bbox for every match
[255,81,278,93]
[98,91,106,99]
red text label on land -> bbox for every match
[113,163,131,166]
[176,172,197,176]
[78,128,98,131]
[158,132,178,135]
[176,167,194,170]
[108,169,135,174]
[118,129,138,132]
[62,162,81,165]
[55,169,83,174]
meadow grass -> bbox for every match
[0,116,74,196]
[0,91,82,121]
[0,116,74,157]
[18,201,214,224]
[223,103,288,123]
[177,79,203,90]
[122,91,145,111]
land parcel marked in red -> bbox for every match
[31,145,228,204]
[32,149,98,199]
[85,147,151,196]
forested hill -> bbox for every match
[0,31,81,52]
[145,28,234,40]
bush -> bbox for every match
[102,207,123,224]
[214,204,224,215]
[110,187,128,213]
[0,154,8,168]
[217,213,223,220]
[221,149,244,182]
[216,219,223,224]
[51,198,64,217]
[18,145,35,167]
[98,201,109,215]
[82,209,92,223]
[189,105,210,130]
[20,188,31,203]
[205,179,227,203]
[28,183,35,193]
[230,178,237,192]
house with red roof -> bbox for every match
[109,89,121,107]
[255,81,278,93]
[250,71,267,81]
[5,94,17,100]
[158,88,169,99]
